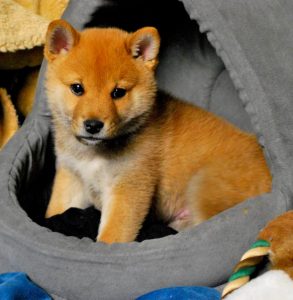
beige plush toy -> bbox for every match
[0,0,69,148]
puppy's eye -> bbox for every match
[111,88,126,99]
[70,83,84,96]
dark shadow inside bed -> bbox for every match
[18,0,257,242]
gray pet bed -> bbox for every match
[0,0,293,299]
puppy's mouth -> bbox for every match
[76,135,107,146]
[75,112,150,148]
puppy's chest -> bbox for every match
[60,153,116,202]
[74,158,106,188]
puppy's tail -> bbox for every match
[221,239,270,298]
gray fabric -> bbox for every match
[0,0,292,299]
[209,70,254,132]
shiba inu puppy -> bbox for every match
[44,19,272,243]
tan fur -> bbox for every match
[16,68,39,116]
[0,88,19,149]
[44,20,272,243]
[258,211,293,279]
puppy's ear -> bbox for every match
[127,27,160,70]
[44,19,80,61]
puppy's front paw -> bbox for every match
[258,210,293,278]
[96,232,117,244]
[97,228,136,244]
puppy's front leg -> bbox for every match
[97,178,154,244]
[45,167,87,218]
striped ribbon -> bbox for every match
[221,240,270,298]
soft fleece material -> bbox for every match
[0,272,51,300]
[136,286,220,300]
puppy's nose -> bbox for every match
[84,119,104,134]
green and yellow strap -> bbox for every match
[221,240,270,298]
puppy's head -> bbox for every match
[44,20,160,146]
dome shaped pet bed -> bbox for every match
[0,0,292,299]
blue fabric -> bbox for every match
[136,286,221,300]
[0,272,51,300]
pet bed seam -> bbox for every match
[206,67,225,111]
